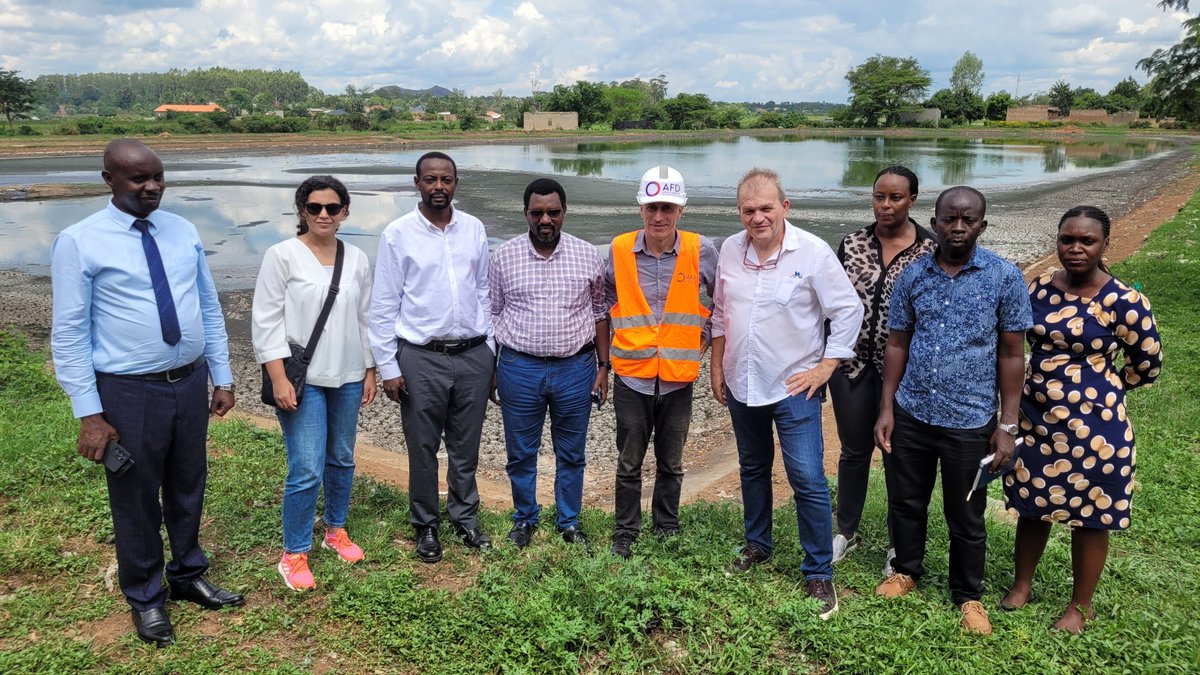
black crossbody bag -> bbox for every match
[261,240,345,408]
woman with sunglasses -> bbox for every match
[827,166,936,572]
[252,175,377,591]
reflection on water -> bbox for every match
[0,134,1169,289]
[550,157,607,176]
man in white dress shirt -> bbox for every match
[369,151,494,563]
[710,168,863,620]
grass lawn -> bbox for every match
[1,198,1198,673]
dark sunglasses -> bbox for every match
[304,202,344,216]
[527,208,563,219]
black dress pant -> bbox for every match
[828,364,895,541]
[96,365,211,611]
[612,377,692,536]
[888,403,992,605]
[397,341,493,530]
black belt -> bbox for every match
[97,356,206,382]
[503,341,595,361]
[406,335,488,355]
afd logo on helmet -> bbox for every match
[644,181,683,197]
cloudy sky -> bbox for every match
[0,0,1191,102]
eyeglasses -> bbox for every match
[527,208,563,219]
[304,202,344,216]
[742,246,779,271]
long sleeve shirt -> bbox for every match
[489,231,606,356]
[604,229,718,396]
[711,223,863,407]
[50,201,232,418]
[368,205,492,380]
[251,237,375,387]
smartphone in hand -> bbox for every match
[102,440,135,477]
[591,390,603,409]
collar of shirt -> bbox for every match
[106,201,159,232]
[927,244,987,277]
[412,204,459,233]
[632,229,679,255]
[737,221,803,265]
[522,232,563,261]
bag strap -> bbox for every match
[299,240,345,365]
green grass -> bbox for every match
[2,197,1200,672]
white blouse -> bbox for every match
[252,237,374,388]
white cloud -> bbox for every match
[0,0,1189,102]
[1117,17,1158,34]
[514,2,543,22]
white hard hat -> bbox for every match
[636,165,687,206]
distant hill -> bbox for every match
[374,85,452,99]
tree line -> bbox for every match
[3,3,1199,135]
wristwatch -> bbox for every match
[596,361,610,369]
[214,384,235,393]
[998,422,1019,436]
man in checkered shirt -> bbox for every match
[488,178,610,548]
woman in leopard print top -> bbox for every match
[828,166,937,571]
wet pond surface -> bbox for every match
[0,135,1171,289]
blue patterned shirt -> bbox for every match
[888,245,1032,429]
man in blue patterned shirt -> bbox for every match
[872,186,1032,635]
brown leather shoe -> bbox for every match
[874,572,915,598]
[731,543,771,572]
[960,600,992,635]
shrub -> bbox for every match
[75,117,104,134]
[1128,120,1152,129]
[17,125,39,136]
[230,115,310,133]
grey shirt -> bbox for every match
[604,229,719,396]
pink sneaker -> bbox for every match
[322,528,364,564]
[278,552,315,591]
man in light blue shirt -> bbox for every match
[50,139,243,648]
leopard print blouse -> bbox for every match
[837,220,937,381]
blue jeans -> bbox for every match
[496,347,594,529]
[277,380,363,553]
[727,389,833,581]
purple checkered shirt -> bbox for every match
[488,231,607,357]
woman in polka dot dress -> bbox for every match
[999,206,1162,633]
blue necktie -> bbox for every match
[132,219,181,346]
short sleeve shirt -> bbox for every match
[888,245,1033,429]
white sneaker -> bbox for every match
[881,548,896,578]
[831,533,857,564]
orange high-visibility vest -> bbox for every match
[609,230,710,382]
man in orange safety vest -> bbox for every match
[605,165,718,560]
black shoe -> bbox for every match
[131,607,174,648]
[415,526,442,563]
[169,576,245,610]
[732,543,771,572]
[558,525,589,545]
[805,578,839,620]
[453,523,493,549]
[610,532,636,560]
[508,521,535,548]
[651,526,680,538]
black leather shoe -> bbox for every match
[558,525,589,545]
[169,576,245,610]
[453,523,493,549]
[652,526,680,538]
[507,521,535,548]
[415,526,442,563]
[610,532,636,560]
[131,607,174,648]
